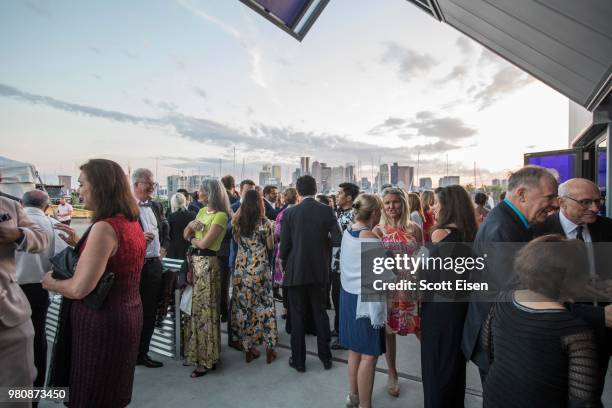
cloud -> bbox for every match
[176,0,267,88]
[407,114,478,140]
[124,50,140,60]
[436,65,469,85]
[381,42,437,82]
[88,46,103,56]
[142,98,178,111]
[24,1,52,19]
[369,111,477,142]
[193,87,207,99]
[471,66,534,110]
[456,37,474,57]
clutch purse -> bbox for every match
[49,225,115,310]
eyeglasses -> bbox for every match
[137,181,158,188]
[563,196,602,208]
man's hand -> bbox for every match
[144,232,155,242]
[605,304,612,328]
[187,220,204,232]
[0,226,23,244]
[160,247,167,258]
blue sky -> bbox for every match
[0,0,569,187]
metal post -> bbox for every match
[174,288,182,360]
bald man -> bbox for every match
[533,178,612,400]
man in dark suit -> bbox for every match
[532,177,612,397]
[132,168,170,368]
[462,165,558,383]
[280,175,342,372]
[263,185,280,221]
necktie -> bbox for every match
[575,225,584,241]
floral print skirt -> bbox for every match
[184,255,221,368]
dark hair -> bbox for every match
[263,185,277,196]
[233,189,264,238]
[177,188,190,198]
[192,191,200,201]
[316,194,330,206]
[474,192,488,206]
[80,159,140,222]
[239,179,256,191]
[339,182,359,201]
[434,185,478,242]
[515,234,590,301]
[296,175,317,196]
[221,175,235,190]
[499,191,506,201]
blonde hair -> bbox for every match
[378,188,411,229]
[408,192,424,219]
[170,193,187,213]
[353,193,382,222]
[420,190,435,212]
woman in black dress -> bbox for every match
[420,185,478,408]
[482,235,601,407]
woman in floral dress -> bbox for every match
[273,188,297,319]
[374,187,423,397]
[231,189,278,363]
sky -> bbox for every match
[0,0,570,188]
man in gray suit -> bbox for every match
[0,195,48,397]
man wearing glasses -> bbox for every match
[534,177,612,400]
[132,168,169,368]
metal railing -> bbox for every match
[45,258,185,361]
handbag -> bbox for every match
[49,225,115,310]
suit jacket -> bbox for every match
[166,209,196,260]
[462,200,533,368]
[0,196,48,327]
[279,197,341,286]
[532,211,612,335]
[264,199,279,221]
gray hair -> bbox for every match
[558,178,599,197]
[507,165,557,192]
[201,179,230,215]
[132,168,154,184]
[22,190,49,209]
[170,193,187,213]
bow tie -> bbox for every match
[139,201,152,207]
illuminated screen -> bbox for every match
[252,0,309,27]
[525,152,577,183]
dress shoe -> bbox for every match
[322,359,332,370]
[331,340,347,350]
[137,355,163,368]
[288,357,305,373]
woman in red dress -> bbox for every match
[374,187,423,398]
[44,159,145,408]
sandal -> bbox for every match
[387,375,400,397]
[345,393,359,407]
[190,364,216,377]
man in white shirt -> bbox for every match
[132,168,168,368]
[16,190,68,388]
[56,197,73,225]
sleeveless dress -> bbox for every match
[70,216,146,408]
[381,225,421,336]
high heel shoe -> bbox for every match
[266,348,277,364]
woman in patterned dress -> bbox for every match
[273,188,298,319]
[183,179,230,377]
[373,187,423,397]
[232,189,278,363]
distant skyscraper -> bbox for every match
[292,168,301,185]
[390,162,399,186]
[379,164,389,188]
[300,157,310,175]
[167,174,189,195]
[57,175,72,193]
[311,161,322,186]
[397,166,414,190]
[321,165,332,192]
[419,177,433,189]
[439,176,460,187]
[345,163,355,183]
[272,165,282,179]
[331,166,344,190]
[259,164,273,186]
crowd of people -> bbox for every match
[1,158,611,408]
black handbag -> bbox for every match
[49,225,115,310]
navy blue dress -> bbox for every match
[338,227,386,356]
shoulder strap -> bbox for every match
[74,224,94,252]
